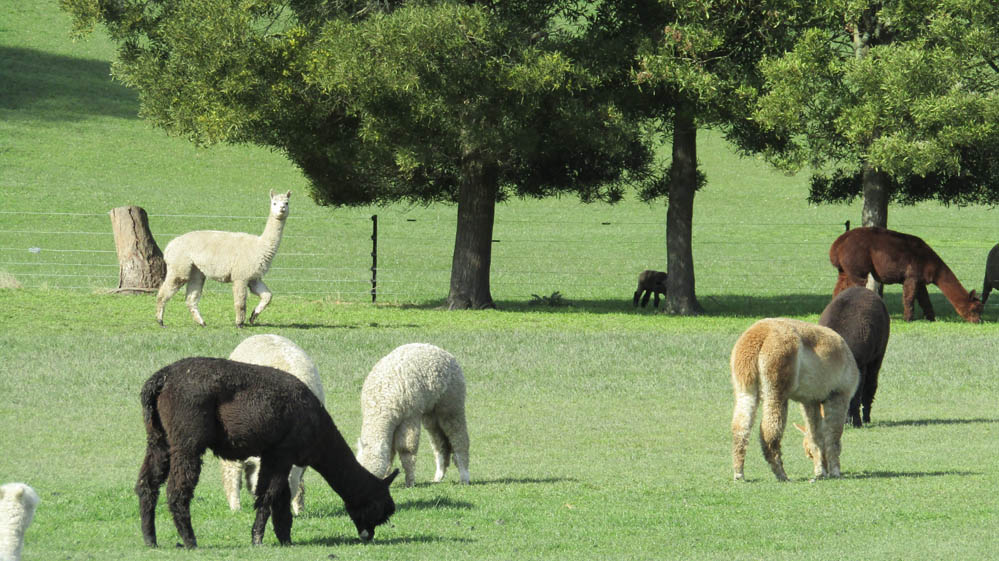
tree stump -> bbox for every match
[109,206,166,293]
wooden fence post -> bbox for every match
[371,214,378,303]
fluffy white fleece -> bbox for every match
[0,483,39,561]
[357,343,470,487]
[221,334,325,515]
[155,190,290,327]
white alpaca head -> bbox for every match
[269,190,291,221]
[0,483,40,561]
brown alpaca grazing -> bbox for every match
[829,227,982,323]
[730,318,859,482]
[136,357,397,549]
[818,287,891,428]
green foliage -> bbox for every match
[59,0,651,208]
[756,0,999,206]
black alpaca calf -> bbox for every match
[136,357,397,549]
[983,243,999,307]
[633,270,668,308]
[818,287,891,427]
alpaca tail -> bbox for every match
[140,367,170,444]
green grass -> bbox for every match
[3,2,999,560]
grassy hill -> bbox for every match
[2,3,998,560]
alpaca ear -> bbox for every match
[793,423,807,434]
[384,469,400,486]
[970,289,979,300]
[269,189,275,198]
[285,190,291,198]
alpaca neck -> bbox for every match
[0,527,24,561]
[256,214,287,268]
[934,265,973,314]
[260,213,286,248]
[312,419,381,505]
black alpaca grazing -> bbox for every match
[818,287,891,427]
[982,243,999,307]
[136,357,397,549]
[633,270,668,308]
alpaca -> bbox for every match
[633,270,668,308]
[156,190,291,327]
[982,243,999,307]
[829,226,982,323]
[818,287,890,427]
[0,483,39,561]
[136,357,397,548]
[730,318,859,481]
[357,343,470,488]
[222,334,325,515]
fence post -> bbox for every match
[371,214,377,303]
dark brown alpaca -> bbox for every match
[136,357,397,549]
[829,227,982,323]
[819,287,891,427]
[633,270,668,308]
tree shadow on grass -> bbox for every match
[298,534,474,547]
[847,470,981,480]
[868,417,999,429]
[0,46,139,121]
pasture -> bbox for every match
[2,2,999,560]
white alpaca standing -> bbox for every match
[0,483,39,561]
[222,334,325,515]
[156,190,291,327]
[357,343,470,487]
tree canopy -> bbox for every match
[755,0,999,222]
[64,0,651,308]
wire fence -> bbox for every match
[1,208,994,303]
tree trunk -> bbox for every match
[861,163,889,295]
[447,152,498,310]
[664,104,704,315]
[109,206,166,293]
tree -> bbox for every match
[580,1,800,315]
[755,0,999,230]
[63,0,650,309]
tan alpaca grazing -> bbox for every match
[730,318,859,482]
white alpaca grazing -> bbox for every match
[730,318,859,482]
[156,190,291,327]
[357,343,470,488]
[0,483,39,561]
[221,334,325,515]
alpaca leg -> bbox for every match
[800,403,827,478]
[287,465,306,516]
[633,289,641,307]
[422,414,452,483]
[847,370,865,428]
[833,272,852,296]
[653,291,663,308]
[818,392,850,478]
[155,271,187,327]
[248,278,272,325]
[232,280,249,327]
[901,278,918,321]
[184,268,207,326]
[730,388,758,481]
[862,356,884,424]
[640,290,652,307]
[165,451,203,549]
[394,417,422,487]
[252,459,294,546]
[437,412,471,484]
[758,397,790,482]
[244,457,260,495]
[220,459,244,511]
[136,443,171,547]
[914,282,934,321]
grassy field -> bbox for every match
[3,2,999,560]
